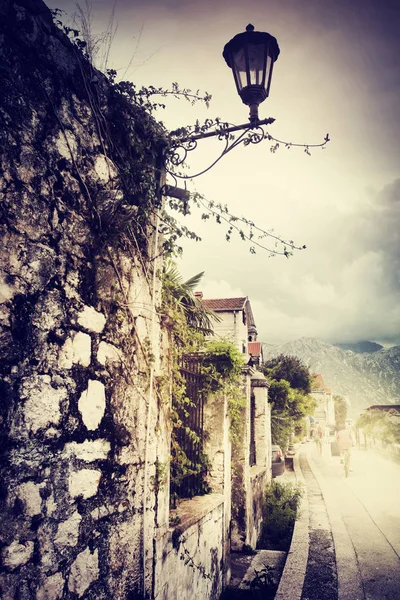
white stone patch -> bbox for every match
[68,547,99,596]
[0,275,16,303]
[54,511,82,550]
[63,439,111,462]
[69,469,101,499]
[59,331,91,369]
[77,306,106,333]
[21,376,67,434]
[94,154,117,183]
[16,481,43,517]
[31,290,64,332]
[0,304,11,325]
[44,427,60,440]
[97,341,121,366]
[78,380,106,431]
[91,505,110,520]
[36,572,64,600]
[1,540,34,570]
[55,129,78,161]
[46,494,57,515]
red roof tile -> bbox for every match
[248,342,262,356]
[312,373,331,392]
[202,297,247,311]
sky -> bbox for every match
[48,0,400,346]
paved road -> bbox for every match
[305,443,400,600]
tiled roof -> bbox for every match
[312,373,331,392]
[202,297,247,311]
[248,342,262,356]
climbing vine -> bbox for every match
[200,340,247,444]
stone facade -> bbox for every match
[200,296,258,358]
[0,1,167,597]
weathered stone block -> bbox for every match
[59,331,91,368]
[97,341,121,365]
[77,305,106,333]
[36,572,64,600]
[94,154,117,183]
[19,375,68,434]
[0,275,16,303]
[16,481,43,516]
[78,380,106,430]
[1,540,34,571]
[68,547,99,597]
[54,512,82,550]
[63,439,111,462]
[69,469,101,499]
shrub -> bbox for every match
[258,480,303,550]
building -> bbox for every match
[311,373,335,429]
[196,294,258,360]
[190,294,272,549]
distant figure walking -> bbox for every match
[315,423,323,455]
[337,426,354,468]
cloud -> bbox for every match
[185,178,400,346]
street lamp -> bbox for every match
[223,24,280,126]
[164,24,328,187]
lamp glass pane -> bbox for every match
[247,43,265,85]
[232,48,247,90]
[265,54,273,94]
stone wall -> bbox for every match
[154,495,225,600]
[0,1,168,597]
[231,369,271,550]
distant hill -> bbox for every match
[262,337,400,417]
[334,341,383,354]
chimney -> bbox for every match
[194,291,203,300]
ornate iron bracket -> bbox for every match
[165,117,330,182]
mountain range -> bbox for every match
[262,337,400,417]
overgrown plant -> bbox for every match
[263,355,315,451]
[258,480,303,551]
[161,263,218,499]
[161,268,247,500]
[200,340,247,444]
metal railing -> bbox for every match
[170,355,206,501]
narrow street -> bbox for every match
[302,443,400,600]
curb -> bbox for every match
[274,452,309,600]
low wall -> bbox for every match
[154,494,225,600]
